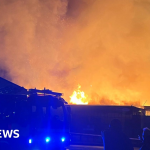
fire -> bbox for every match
[70,85,88,105]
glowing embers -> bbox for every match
[70,85,88,104]
[45,137,51,143]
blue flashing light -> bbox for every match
[45,137,50,143]
[61,137,65,142]
[29,139,32,144]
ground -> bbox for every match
[68,145,139,150]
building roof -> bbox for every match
[69,104,144,114]
[144,106,150,110]
[0,77,27,95]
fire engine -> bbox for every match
[0,77,71,150]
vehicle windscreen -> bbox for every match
[30,105,65,134]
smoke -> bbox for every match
[0,0,150,106]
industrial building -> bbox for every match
[69,105,145,138]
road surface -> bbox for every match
[68,145,139,150]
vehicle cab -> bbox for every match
[27,89,71,150]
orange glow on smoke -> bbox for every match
[1,0,150,106]
[70,85,88,104]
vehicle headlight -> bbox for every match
[61,137,65,142]
[45,137,50,143]
[29,139,32,144]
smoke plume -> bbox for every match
[0,0,150,106]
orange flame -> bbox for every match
[70,85,88,104]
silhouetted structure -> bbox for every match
[0,77,70,149]
[0,77,27,94]
[69,105,145,138]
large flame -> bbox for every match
[70,85,88,104]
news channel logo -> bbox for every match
[0,130,19,138]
